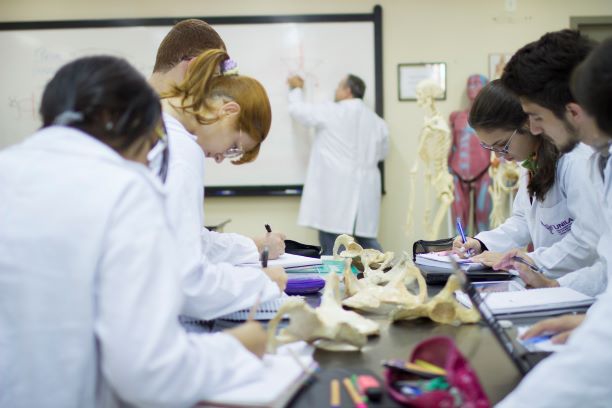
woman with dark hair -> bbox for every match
[0,55,268,407]
[453,79,603,295]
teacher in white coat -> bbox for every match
[287,74,389,255]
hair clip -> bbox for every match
[221,58,239,76]
[52,111,84,126]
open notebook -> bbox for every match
[218,294,300,321]
[241,252,322,270]
[415,251,487,271]
[198,342,317,408]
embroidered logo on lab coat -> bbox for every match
[540,218,574,235]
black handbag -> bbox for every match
[284,239,322,259]
[412,237,454,261]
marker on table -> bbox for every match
[511,255,541,273]
[343,377,367,408]
[265,223,272,233]
[261,246,269,268]
[456,217,474,257]
[330,379,341,408]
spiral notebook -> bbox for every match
[218,294,301,321]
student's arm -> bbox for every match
[528,154,602,275]
[556,258,607,297]
[496,284,612,407]
[96,181,265,407]
[201,227,260,264]
[287,88,329,128]
[475,173,532,252]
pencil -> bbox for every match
[246,291,263,321]
[343,377,367,408]
[331,379,340,407]
[413,359,447,376]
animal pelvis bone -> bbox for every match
[332,234,394,279]
[342,258,428,314]
[390,275,480,325]
[266,271,380,352]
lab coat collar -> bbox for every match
[24,126,166,194]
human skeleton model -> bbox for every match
[407,79,455,239]
[488,155,520,228]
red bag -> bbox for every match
[384,336,490,408]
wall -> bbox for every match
[1,0,610,252]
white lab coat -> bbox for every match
[163,113,279,320]
[288,88,389,237]
[476,143,604,295]
[496,146,612,408]
[0,126,264,408]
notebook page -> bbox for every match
[484,287,593,313]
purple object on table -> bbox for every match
[285,276,326,295]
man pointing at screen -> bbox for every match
[287,74,389,255]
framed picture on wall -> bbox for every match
[489,53,514,80]
[397,62,446,101]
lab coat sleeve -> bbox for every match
[528,156,602,275]
[496,284,612,407]
[201,227,260,264]
[181,257,281,321]
[95,181,264,408]
[475,178,531,252]
[287,88,329,128]
[377,121,390,162]
[557,259,607,297]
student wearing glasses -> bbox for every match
[0,55,270,407]
[453,79,602,295]
[151,42,288,321]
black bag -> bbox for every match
[412,237,454,261]
[285,239,322,259]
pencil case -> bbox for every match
[285,239,322,259]
[384,336,490,408]
[285,276,326,295]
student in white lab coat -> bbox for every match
[496,34,612,408]
[452,79,603,296]
[286,74,389,255]
[0,55,268,408]
[149,21,287,320]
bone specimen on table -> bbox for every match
[489,154,520,228]
[266,271,380,352]
[406,79,455,240]
[342,257,428,314]
[332,234,394,277]
[390,274,480,325]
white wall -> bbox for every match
[2,0,610,252]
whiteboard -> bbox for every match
[0,10,382,196]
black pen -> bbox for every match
[261,246,269,268]
[511,255,541,273]
[265,224,272,233]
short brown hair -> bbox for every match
[153,19,226,73]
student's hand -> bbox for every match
[452,236,482,258]
[493,249,534,271]
[253,232,286,259]
[521,314,586,344]
[225,321,268,358]
[470,251,504,267]
[263,266,288,292]
[287,75,304,89]
[511,261,560,289]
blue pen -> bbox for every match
[456,217,474,256]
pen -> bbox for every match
[456,217,474,256]
[343,377,367,408]
[511,255,541,273]
[265,223,272,233]
[261,246,269,268]
[522,334,553,345]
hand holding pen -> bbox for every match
[494,249,559,289]
[253,223,286,259]
[260,245,288,292]
[453,218,481,258]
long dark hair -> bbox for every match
[40,55,161,152]
[469,80,559,202]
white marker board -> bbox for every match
[0,9,383,195]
